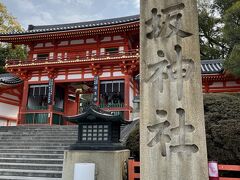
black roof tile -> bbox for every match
[0,73,22,85]
[201,59,224,74]
[135,59,225,80]
[0,15,139,36]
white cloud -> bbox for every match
[44,0,94,6]
[59,13,103,24]
[2,0,139,29]
[134,0,140,9]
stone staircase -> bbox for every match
[0,125,78,180]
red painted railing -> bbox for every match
[5,49,139,66]
[128,158,140,180]
[218,165,240,180]
[128,159,240,180]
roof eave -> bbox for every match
[0,21,139,43]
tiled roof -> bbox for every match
[0,15,139,36]
[201,59,224,74]
[135,59,225,80]
[0,73,22,85]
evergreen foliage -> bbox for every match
[0,2,26,73]
[224,45,240,78]
[198,0,240,78]
[198,1,228,60]
[126,93,240,164]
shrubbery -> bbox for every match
[126,93,240,164]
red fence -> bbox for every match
[128,159,240,180]
[128,158,140,180]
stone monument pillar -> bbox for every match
[140,0,209,179]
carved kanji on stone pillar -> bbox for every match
[141,0,209,179]
[147,110,171,157]
[145,3,192,39]
[170,108,198,153]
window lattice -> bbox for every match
[81,124,109,142]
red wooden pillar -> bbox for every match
[124,75,130,120]
[48,80,55,126]
[64,85,69,114]
[96,76,100,106]
[18,80,29,125]
[76,93,80,114]
[63,85,69,125]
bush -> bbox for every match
[126,93,240,164]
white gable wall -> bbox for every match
[0,102,19,119]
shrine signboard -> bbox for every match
[47,78,54,105]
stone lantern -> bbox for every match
[64,104,128,150]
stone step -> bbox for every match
[0,125,77,179]
[0,149,64,154]
[0,176,61,180]
[0,129,75,131]
[0,142,73,146]
[0,146,69,150]
[0,158,63,164]
[0,135,77,139]
[0,125,77,129]
[0,134,77,137]
[0,129,77,133]
[1,127,76,129]
[0,131,77,135]
[0,169,62,178]
[0,163,62,171]
[0,153,64,159]
[0,139,76,143]
[0,136,77,140]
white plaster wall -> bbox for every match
[100,72,111,78]
[29,77,39,82]
[0,102,19,118]
[113,71,124,77]
[8,121,17,126]
[226,81,239,87]
[0,120,7,126]
[41,76,49,81]
[209,82,223,87]
[55,75,66,80]
[1,93,19,101]
[84,73,93,79]
[68,74,82,79]
[129,87,134,108]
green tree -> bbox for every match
[213,0,237,15]
[223,1,240,48]
[222,1,240,77]
[224,45,240,78]
[0,2,26,73]
[198,0,228,60]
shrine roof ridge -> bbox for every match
[0,15,139,36]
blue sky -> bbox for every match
[2,0,140,30]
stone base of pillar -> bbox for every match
[62,149,130,180]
